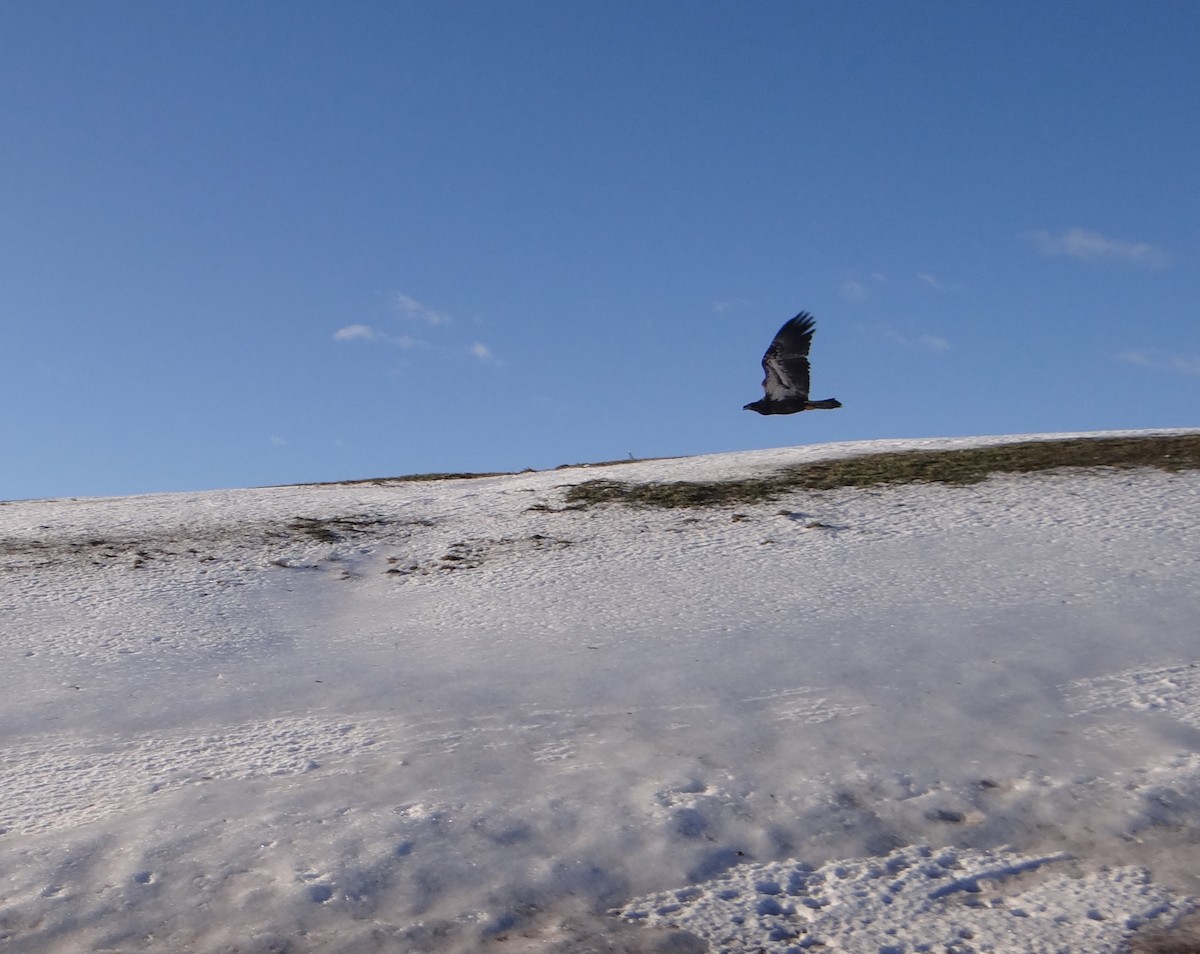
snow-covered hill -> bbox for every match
[3,430,1200,953]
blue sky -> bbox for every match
[3,1,1197,500]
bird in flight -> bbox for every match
[743,312,842,415]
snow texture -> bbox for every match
[2,429,1200,953]
[621,845,1183,953]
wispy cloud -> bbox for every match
[393,293,452,326]
[840,279,871,303]
[470,342,499,363]
[335,294,494,365]
[918,273,948,294]
[333,324,423,349]
[334,324,380,342]
[713,298,752,315]
[335,290,452,347]
[840,272,887,303]
[884,328,951,353]
[1118,350,1200,376]
[917,334,950,353]
[1027,228,1169,268]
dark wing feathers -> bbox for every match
[761,312,815,401]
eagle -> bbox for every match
[743,312,842,415]
[744,314,840,417]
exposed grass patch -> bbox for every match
[1131,921,1200,954]
[563,434,1200,509]
[295,456,673,489]
[552,455,679,470]
[286,515,391,543]
[305,472,513,488]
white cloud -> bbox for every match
[884,328,950,353]
[335,294,471,359]
[334,324,425,350]
[393,293,451,326]
[1118,350,1200,376]
[840,273,887,303]
[713,298,752,315]
[470,342,496,362]
[1027,228,1168,268]
[841,279,870,303]
[334,324,380,342]
[918,273,948,293]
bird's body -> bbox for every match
[743,312,841,415]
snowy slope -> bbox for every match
[2,430,1200,953]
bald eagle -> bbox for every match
[743,312,842,415]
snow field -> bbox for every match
[2,430,1200,952]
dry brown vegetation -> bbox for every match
[562,434,1200,509]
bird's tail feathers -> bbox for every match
[805,398,842,410]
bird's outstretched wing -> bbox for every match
[761,312,815,401]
